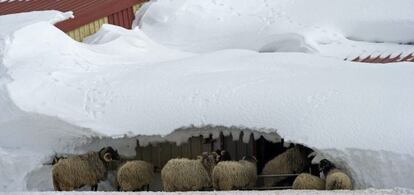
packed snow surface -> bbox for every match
[136,0,414,59]
[1,0,414,192]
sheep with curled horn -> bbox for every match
[161,152,219,192]
[52,146,120,191]
[262,144,315,187]
[319,159,352,190]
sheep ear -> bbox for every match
[103,153,112,162]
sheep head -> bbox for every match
[319,159,335,175]
[201,152,218,175]
[99,146,121,163]
[215,149,232,162]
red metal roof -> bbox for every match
[0,0,147,32]
[349,53,414,63]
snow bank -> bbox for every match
[0,11,96,192]
[136,0,414,58]
[5,27,414,156]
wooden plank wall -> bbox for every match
[65,2,145,42]
[135,132,256,171]
[67,17,108,42]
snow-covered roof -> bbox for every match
[0,0,146,31]
[1,0,414,191]
[349,51,414,63]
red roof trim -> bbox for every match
[0,0,147,32]
[56,0,146,32]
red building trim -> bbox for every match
[0,0,147,32]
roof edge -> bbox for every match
[55,0,147,32]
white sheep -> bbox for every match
[161,152,218,192]
[52,147,120,191]
[262,144,314,187]
[292,173,325,190]
[319,159,352,190]
[212,156,257,190]
[116,160,154,191]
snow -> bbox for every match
[1,0,414,192]
[136,0,414,59]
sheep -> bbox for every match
[319,159,352,190]
[116,160,154,191]
[212,156,257,190]
[262,144,314,187]
[161,152,218,192]
[52,146,120,191]
[292,173,325,190]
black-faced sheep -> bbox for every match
[262,144,314,187]
[161,152,218,192]
[292,173,325,190]
[319,159,352,190]
[52,146,120,191]
[215,149,232,162]
[212,156,257,190]
[116,160,154,191]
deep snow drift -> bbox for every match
[136,0,414,59]
[1,0,414,192]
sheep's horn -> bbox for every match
[103,153,112,162]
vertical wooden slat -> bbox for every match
[115,12,122,27]
[202,136,212,153]
[74,29,81,42]
[135,140,143,160]
[224,134,236,160]
[159,142,172,167]
[88,22,95,35]
[83,25,90,38]
[247,133,255,157]
[79,26,85,41]
[171,143,180,158]
[127,7,133,28]
[181,142,190,158]
[142,144,153,163]
[237,131,246,159]
[122,9,128,28]
[190,137,197,158]
[94,20,100,31]
[151,143,160,169]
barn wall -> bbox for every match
[67,17,108,42]
[108,7,135,29]
[65,2,145,42]
[135,132,256,171]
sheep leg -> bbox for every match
[146,184,150,191]
[52,177,61,191]
[91,184,98,191]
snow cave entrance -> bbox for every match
[82,126,319,191]
[32,126,320,191]
[131,127,319,191]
